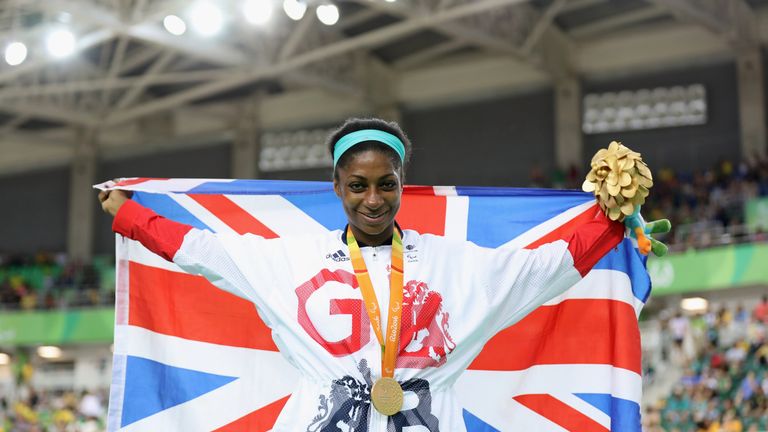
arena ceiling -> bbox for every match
[0,0,767,174]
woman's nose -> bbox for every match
[364,188,384,207]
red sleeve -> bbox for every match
[112,199,193,261]
[566,210,625,277]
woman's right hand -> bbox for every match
[99,189,132,217]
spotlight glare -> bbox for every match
[0,353,9,365]
[189,2,224,36]
[46,29,76,58]
[385,0,396,2]
[37,346,62,359]
[243,0,273,25]
[283,0,307,21]
[316,4,339,26]
[5,41,27,66]
[163,15,187,36]
[681,297,708,313]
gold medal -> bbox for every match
[371,377,404,416]
[346,226,406,417]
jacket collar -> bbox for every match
[341,222,403,247]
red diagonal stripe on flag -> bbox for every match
[129,262,278,350]
[468,299,641,373]
[514,394,609,432]
[189,194,279,238]
[524,204,600,250]
[116,178,168,187]
[398,194,446,236]
[213,395,290,431]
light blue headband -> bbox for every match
[332,129,406,168]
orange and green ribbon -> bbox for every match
[346,226,404,378]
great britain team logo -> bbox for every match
[295,269,455,365]
[306,359,439,432]
[398,280,456,368]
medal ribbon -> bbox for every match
[346,225,403,378]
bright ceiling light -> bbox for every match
[189,2,224,36]
[46,29,76,58]
[0,353,9,365]
[243,0,273,25]
[37,346,62,359]
[680,297,708,313]
[163,15,187,36]
[385,0,396,2]
[5,41,27,66]
[316,4,339,26]
[283,0,307,21]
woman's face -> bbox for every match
[333,149,403,245]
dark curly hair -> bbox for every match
[326,117,412,180]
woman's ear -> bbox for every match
[333,177,341,197]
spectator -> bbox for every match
[753,295,768,324]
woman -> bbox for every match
[100,117,631,431]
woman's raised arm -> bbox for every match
[98,190,264,304]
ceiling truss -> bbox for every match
[0,0,764,172]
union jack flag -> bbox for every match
[101,178,648,431]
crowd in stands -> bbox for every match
[644,297,768,431]
[0,388,106,432]
[535,155,768,252]
[644,156,768,251]
[0,253,114,310]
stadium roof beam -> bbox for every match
[647,0,760,48]
[102,0,533,127]
[284,70,362,97]
[0,116,30,136]
[2,131,67,149]
[559,0,610,14]
[113,50,176,111]
[278,6,317,62]
[118,45,165,74]
[521,0,568,54]
[0,68,232,99]
[348,0,529,60]
[0,102,100,127]
[394,40,465,69]
[358,0,577,80]
[568,5,669,39]
[101,35,131,107]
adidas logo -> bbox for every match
[326,249,350,262]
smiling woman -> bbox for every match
[328,118,412,246]
[97,117,637,431]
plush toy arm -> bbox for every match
[624,206,671,256]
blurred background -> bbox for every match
[0,0,766,430]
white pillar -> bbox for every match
[554,76,583,169]
[67,128,98,262]
[736,47,767,159]
[231,95,262,179]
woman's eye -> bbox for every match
[382,181,397,189]
[349,183,365,191]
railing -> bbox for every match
[667,221,767,253]
[0,286,115,310]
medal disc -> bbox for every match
[371,377,403,416]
